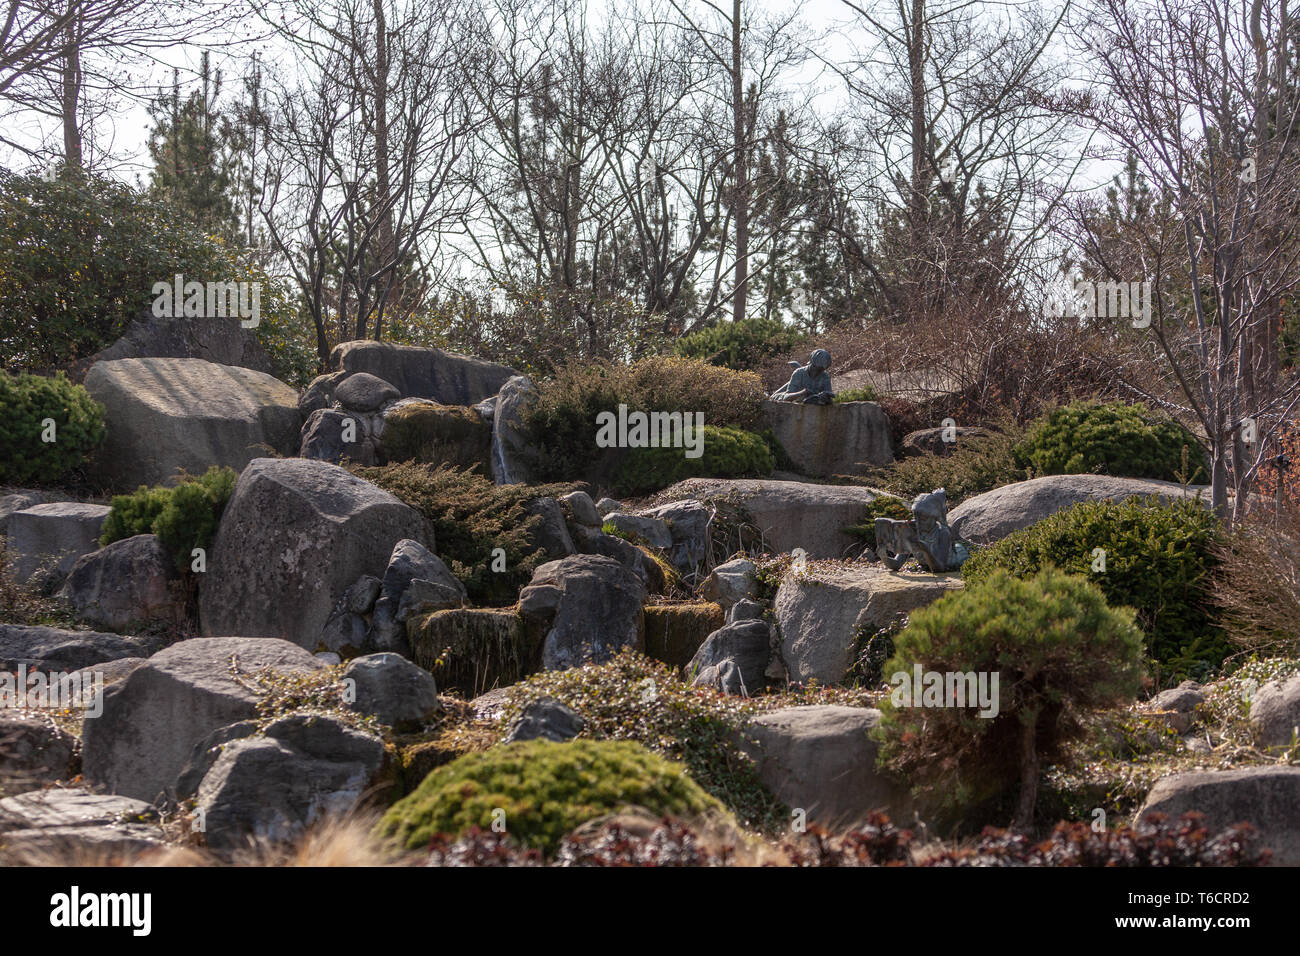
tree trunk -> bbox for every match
[1012,711,1039,832]
[907,0,927,317]
[61,9,83,171]
[731,0,748,324]
[371,0,395,340]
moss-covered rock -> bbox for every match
[406,607,541,697]
[381,401,492,472]
[374,738,726,855]
[643,602,725,669]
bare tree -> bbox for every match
[1068,0,1300,521]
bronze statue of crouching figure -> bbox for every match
[874,488,969,572]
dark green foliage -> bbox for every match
[523,356,767,485]
[844,495,912,550]
[611,425,774,496]
[879,569,1146,828]
[0,371,105,485]
[352,462,575,606]
[375,738,724,856]
[1015,400,1206,483]
[101,466,236,573]
[673,317,809,370]
[961,497,1227,681]
[861,428,1026,505]
[0,170,303,377]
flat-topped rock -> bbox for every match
[5,502,111,587]
[948,474,1212,545]
[330,341,515,406]
[654,478,887,558]
[84,357,300,489]
[775,564,963,684]
[763,399,893,477]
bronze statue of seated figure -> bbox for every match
[770,349,833,405]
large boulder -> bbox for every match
[1137,767,1300,865]
[763,399,893,477]
[491,375,539,485]
[81,637,327,802]
[0,624,150,673]
[947,475,1213,546]
[330,341,515,406]
[1249,675,1300,750]
[191,714,385,854]
[518,554,647,671]
[737,705,903,826]
[775,565,963,685]
[655,478,885,558]
[198,458,429,651]
[81,311,273,377]
[58,534,182,632]
[5,502,111,587]
[84,357,301,489]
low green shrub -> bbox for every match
[0,371,105,486]
[374,738,724,855]
[523,356,768,485]
[1015,400,1206,483]
[101,466,236,572]
[610,425,774,496]
[351,462,576,605]
[860,427,1026,505]
[961,497,1227,681]
[879,569,1146,830]
[673,317,809,371]
[500,653,786,830]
